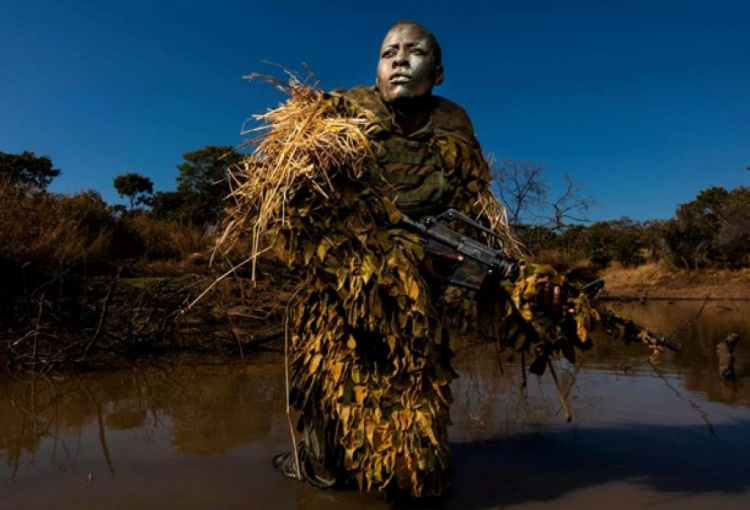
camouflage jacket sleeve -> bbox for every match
[429,111,598,367]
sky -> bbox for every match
[1,0,748,222]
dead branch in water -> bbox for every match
[4,257,296,372]
[668,294,711,338]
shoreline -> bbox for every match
[603,295,750,301]
[598,263,750,301]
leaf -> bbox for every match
[576,316,589,343]
[309,353,322,374]
[331,362,345,384]
[354,385,367,405]
[406,277,420,301]
[317,240,329,261]
[377,431,392,453]
[382,197,403,225]
[365,419,376,446]
[339,405,351,425]
[360,253,377,285]
[397,296,407,310]
[387,335,397,354]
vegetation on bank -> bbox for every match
[3,150,746,278]
[0,149,747,369]
[492,160,750,273]
[0,148,289,371]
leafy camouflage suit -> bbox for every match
[270,84,496,498]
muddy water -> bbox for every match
[2,301,749,509]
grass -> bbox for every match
[0,181,214,282]
[600,262,750,299]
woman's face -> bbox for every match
[376,24,444,103]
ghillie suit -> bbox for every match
[219,77,597,497]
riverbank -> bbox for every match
[4,259,748,371]
[0,257,296,371]
[600,263,750,300]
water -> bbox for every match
[2,301,749,509]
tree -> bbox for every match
[0,151,61,191]
[713,187,750,267]
[607,217,646,267]
[150,191,194,222]
[491,160,547,227]
[491,159,594,231]
[113,172,153,210]
[175,145,243,225]
[541,173,596,231]
[663,186,750,268]
[60,189,114,237]
[641,220,669,262]
[555,218,645,269]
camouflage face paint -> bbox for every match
[376,24,444,103]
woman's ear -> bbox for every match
[434,65,445,86]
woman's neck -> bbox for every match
[390,96,432,136]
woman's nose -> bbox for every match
[393,49,409,66]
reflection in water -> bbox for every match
[2,301,750,509]
[609,300,750,406]
[1,354,284,482]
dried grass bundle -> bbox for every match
[216,73,380,280]
[476,189,523,257]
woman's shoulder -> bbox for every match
[331,86,390,117]
[430,96,475,137]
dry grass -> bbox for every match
[531,248,591,273]
[0,183,109,266]
[125,214,208,263]
[216,73,381,280]
[601,262,750,299]
[476,191,522,257]
[0,181,213,280]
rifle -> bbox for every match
[397,208,681,352]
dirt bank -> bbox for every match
[600,263,750,300]
[0,257,297,371]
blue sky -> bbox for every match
[1,0,748,221]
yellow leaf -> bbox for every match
[354,386,367,405]
[360,253,377,285]
[416,411,439,446]
[378,432,392,453]
[339,405,351,425]
[365,419,376,446]
[407,277,420,301]
[303,242,315,266]
[381,197,402,225]
[387,335,397,354]
[309,354,322,374]
[331,362,344,384]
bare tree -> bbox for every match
[541,173,596,232]
[490,159,594,231]
[490,159,548,227]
